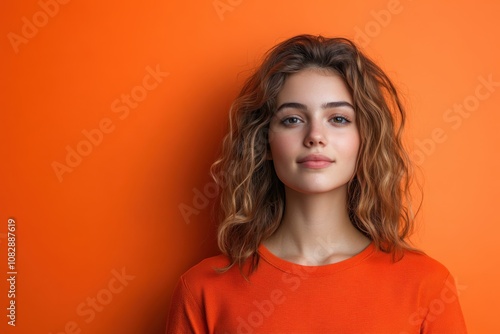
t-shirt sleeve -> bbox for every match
[421,272,468,333]
[166,275,208,334]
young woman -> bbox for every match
[166,35,467,333]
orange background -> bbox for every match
[1,0,499,333]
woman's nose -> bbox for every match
[303,120,327,147]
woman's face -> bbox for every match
[268,67,360,195]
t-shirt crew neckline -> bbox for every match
[257,241,376,276]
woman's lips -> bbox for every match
[297,154,334,168]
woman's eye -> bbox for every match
[282,117,302,125]
[330,116,350,124]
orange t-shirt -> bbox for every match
[166,242,467,333]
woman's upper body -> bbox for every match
[167,241,466,333]
[166,35,467,333]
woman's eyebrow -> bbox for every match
[322,101,354,110]
[276,101,354,112]
[276,102,307,112]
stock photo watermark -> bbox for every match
[410,74,499,165]
[213,0,244,21]
[5,218,17,327]
[399,275,467,334]
[178,127,272,224]
[48,267,135,334]
[178,171,223,224]
[51,64,169,183]
[228,235,332,334]
[353,0,407,48]
[233,264,317,334]
[7,0,71,54]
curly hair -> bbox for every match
[210,34,420,276]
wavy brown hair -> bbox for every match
[211,34,420,276]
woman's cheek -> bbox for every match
[269,132,295,161]
[333,131,360,158]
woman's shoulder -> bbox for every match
[178,253,238,289]
[401,248,450,272]
[381,247,454,285]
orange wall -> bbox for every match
[1,0,499,333]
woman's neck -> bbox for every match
[263,186,371,265]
